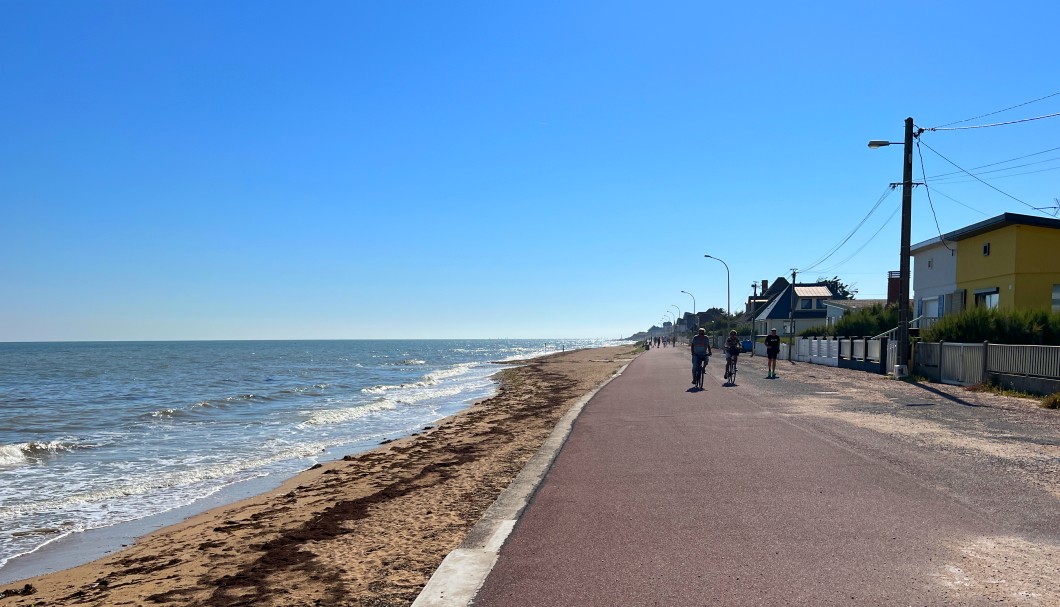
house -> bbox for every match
[753,282,838,336]
[822,299,890,328]
[912,212,1060,319]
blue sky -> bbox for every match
[3,1,1059,340]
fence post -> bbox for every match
[982,341,990,385]
[881,337,889,375]
[938,341,944,383]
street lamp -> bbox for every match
[670,305,681,343]
[868,117,916,375]
[680,290,696,320]
[704,254,731,335]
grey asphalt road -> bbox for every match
[471,346,1059,606]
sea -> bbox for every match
[0,338,624,581]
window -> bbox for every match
[921,297,938,318]
[983,242,991,256]
[974,288,999,309]
[1053,284,1060,313]
[801,298,813,310]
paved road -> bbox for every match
[471,346,1058,606]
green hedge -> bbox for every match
[799,303,899,338]
[921,308,1060,345]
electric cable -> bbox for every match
[930,91,1060,129]
[926,163,1060,185]
[923,187,989,216]
[916,138,1059,216]
[814,202,902,275]
[925,145,1060,180]
[924,112,1060,132]
[800,186,894,273]
[916,141,953,251]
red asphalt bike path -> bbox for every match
[471,346,999,606]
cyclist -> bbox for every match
[723,330,741,380]
[690,328,712,384]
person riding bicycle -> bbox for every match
[690,328,712,383]
[723,330,741,379]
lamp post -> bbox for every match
[670,305,682,343]
[868,117,916,375]
[704,254,731,335]
[703,253,729,317]
[680,290,696,322]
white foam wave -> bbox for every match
[385,381,488,405]
[384,359,426,366]
[361,362,479,395]
[0,445,26,466]
[299,400,398,427]
[0,445,322,523]
[0,441,78,467]
[425,362,477,382]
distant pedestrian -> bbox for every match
[764,328,781,378]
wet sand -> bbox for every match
[0,346,638,607]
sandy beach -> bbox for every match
[0,346,638,607]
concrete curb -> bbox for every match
[411,357,636,607]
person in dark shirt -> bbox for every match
[723,330,741,380]
[764,328,781,378]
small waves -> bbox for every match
[299,400,398,427]
[383,359,426,366]
[0,441,81,467]
[361,362,478,395]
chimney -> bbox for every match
[887,271,901,305]
[761,279,768,293]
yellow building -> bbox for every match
[951,213,1060,311]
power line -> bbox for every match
[916,141,953,251]
[931,91,1060,129]
[925,145,1060,180]
[800,186,894,273]
[924,111,1060,132]
[923,186,989,216]
[814,203,902,275]
[927,163,1060,185]
[916,138,1059,216]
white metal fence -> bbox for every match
[753,337,881,371]
[914,342,1060,386]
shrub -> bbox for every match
[799,303,899,338]
[1042,392,1060,409]
[922,308,1060,345]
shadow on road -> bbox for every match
[907,382,981,407]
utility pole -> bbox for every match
[868,117,917,375]
[897,117,914,375]
[750,282,759,337]
[787,269,797,361]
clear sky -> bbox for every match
[3,1,1059,341]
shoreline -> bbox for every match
[1,345,638,606]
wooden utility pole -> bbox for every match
[897,117,914,375]
[788,269,797,361]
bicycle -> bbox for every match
[693,356,707,390]
[724,353,738,385]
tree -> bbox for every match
[816,275,857,300]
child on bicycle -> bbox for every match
[690,328,712,383]
[724,330,741,380]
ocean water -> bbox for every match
[0,339,622,577]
